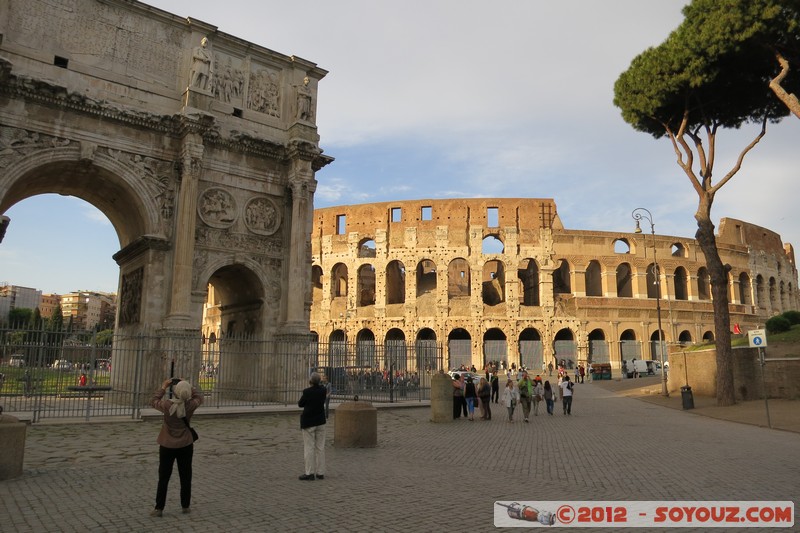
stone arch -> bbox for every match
[674,267,688,301]
[702,330,715,342]
[585,260,602,297]
[679,330,693,345]
[330,263,348,299]
[620,329,640,362]
[311,265,323,304]
[385,260,406,305]
[357,264,376,307]
[384,328,407,371]
[738,272,752,305]
[518,327,543,371]
[357,237,376,258]
[756,275,766,307]
[697,267,711,300]
[588,328,608,364]
[447,258,471,298]
[649,329,666,361]
[484,328,507,368]
[482,259,505,305]
[616,262,633,297]
[448,328,472,370]
[0,148,161,246]
[613,238,631,254]
[205,263,266,337]
[415,328,439,373]
[356,329,376,368]
[518,258,540,306]
[554,328,576,368]
[769,277,778,310]
[671,242,687,257]
[482,234,504,254]
[553,259,571,295]
[416,259,437,298]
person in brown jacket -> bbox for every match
[149,378,203,517]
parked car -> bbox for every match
[448,370,484,384]
[52,359,72,371]
[9,355,25,367]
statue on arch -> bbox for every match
[190,37,213,91]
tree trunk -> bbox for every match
[694,211,736,406]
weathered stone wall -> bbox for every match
[311,199,799,373]
[668,346,800,400]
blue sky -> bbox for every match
[2,0,799,295]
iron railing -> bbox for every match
[0,327,443,422]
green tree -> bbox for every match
[8,307,33,328]
[50,304,64,331]
[613,0,798,406]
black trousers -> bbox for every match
[155,444,193,510]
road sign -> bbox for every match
[748,329,767,348]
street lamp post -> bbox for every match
[632,208,669,397]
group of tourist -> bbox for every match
[452,368,576,423]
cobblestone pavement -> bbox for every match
[1,380,797,533]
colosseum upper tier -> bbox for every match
[309,198,798,374]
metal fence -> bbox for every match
[0,327,443,422]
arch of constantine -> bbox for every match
[0,0,329,393]
[310,198,798,375]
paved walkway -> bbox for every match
[1,380,797,532]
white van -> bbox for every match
[623,359,651,378]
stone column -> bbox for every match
[285,155,317,334]
[167,137,204,326]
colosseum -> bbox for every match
[309,198,798,376]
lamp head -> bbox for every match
[634,220,642,234]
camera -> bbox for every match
[170,377,181,386]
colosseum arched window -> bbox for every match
[448,258,471,298]
[331,263,348,299]
[588,329,609,364]
[312,265,323,304]
[519,328,542,370]
[448,328,472,369]
[356,329,376,367]
[649,330,666,360]
[702,330,715,342]
[756,275,766,307]
[482,260,506,305]
[554,328,576,368]
[674,267,688,301]
[482,234,504,254]
[679,330,693,345]
[518,259,540,305]
[620,329,640,361]
[416,259,437,298]
[385,328,407,370]
[416,328,439,373]
[697,267,711,300]
[484,328,507,368]
[613,238,630,254]
[781,281,789,312]
[553,259,571,295]
[646,263,659,299]
[386,260,406,305]
[357,264,376,307]
[585,260,602,297]
[358,238,376,258]
[671,243,686,257]
[738,272,752,305]
[616,263,633,298]
[769,277,778,310]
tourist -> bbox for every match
[464,376,477,421]
[298,372,327,480]
[321,375,332,419]
[547,361,554,376]
[517,371,533,422]
[477,377,492,420]
[559,375,574,415]
[531,378,544,416]
[149,378,203,517]
[579,364,586,384]
[543,380,556,415]
[452,373,465,419]
[491,371,499,403]
[501,379,519,423]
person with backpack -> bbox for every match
[559,375,574,415]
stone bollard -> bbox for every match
[0,412,27,480]
[430,372,454,423]
[334,399,377,448]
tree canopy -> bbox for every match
[614,0,799,135]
